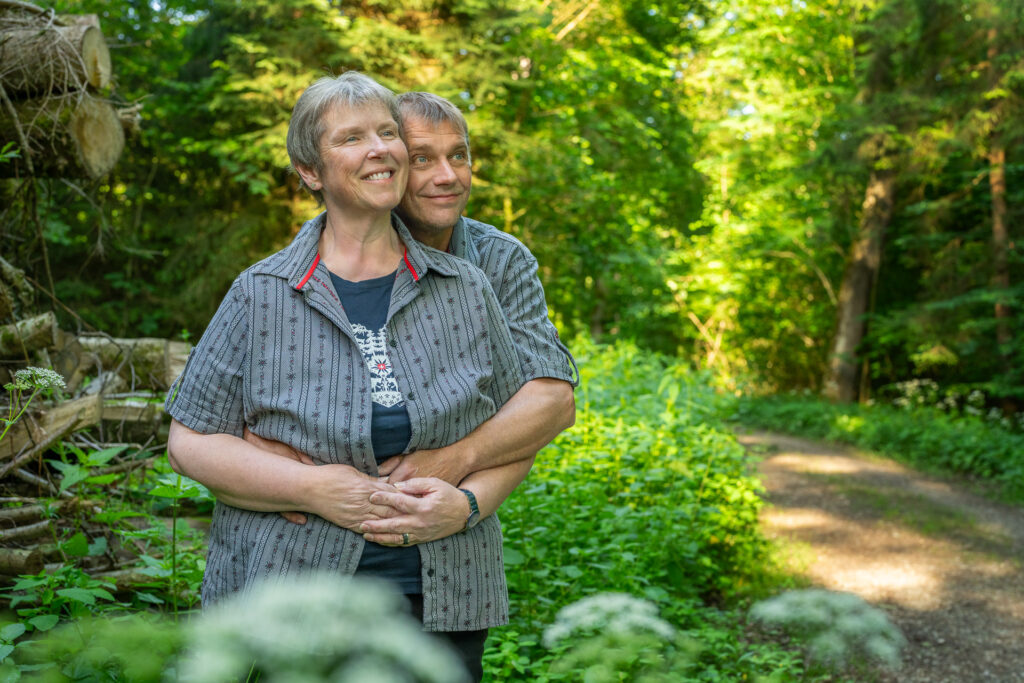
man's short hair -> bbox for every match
[287,71,402,203]
[396,92,471,154]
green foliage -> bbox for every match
[491,340,810,680]
[730,393,1024,500]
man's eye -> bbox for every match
[346,135,358,143]
[413,155,429,164]
[381,129,396,137]
[452,153,467,161]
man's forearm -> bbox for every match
[460,456,535,518]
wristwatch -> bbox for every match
[459,488,481,531]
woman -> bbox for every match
[165,72,524,680]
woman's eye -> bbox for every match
[381,129,396,137]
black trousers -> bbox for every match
[405,594,488,683]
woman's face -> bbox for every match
[304,102,409,216]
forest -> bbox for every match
[1,0,1022,680]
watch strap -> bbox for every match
[458,488,481,530]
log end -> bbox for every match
[80,26,112,89]
[72,97,124,179]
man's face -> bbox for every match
[397,115,471,242]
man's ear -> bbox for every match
[294,163,321,189]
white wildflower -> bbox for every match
[7,367,66,392]
[182,573,467,683]
[750,589,905,672]
[542,593,676,649]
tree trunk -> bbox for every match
[0,21,111,94]
[823,170,896,402]
[0,93,124,179]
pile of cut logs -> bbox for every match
[0,254,190,590]
[0,0,134,180]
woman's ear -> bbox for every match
[294,164,321,190]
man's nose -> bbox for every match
[433,158,457,184]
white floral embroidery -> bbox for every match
[350,323,404,408]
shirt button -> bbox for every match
[389,337,397,348]
[426,568,435,577]
[407,391,416,401]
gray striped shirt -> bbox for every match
[167,212,529,631]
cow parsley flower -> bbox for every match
[181,573,467,683]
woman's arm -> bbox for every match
[168,420,400,530]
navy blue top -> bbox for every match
[330,269,420,594]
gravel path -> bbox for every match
[738,430,1024,683]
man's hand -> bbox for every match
[377,449,470,487]
[358,478,471,546]
[243,427,314,525]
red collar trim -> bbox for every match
[402,247,419,282]
[296,253,320,290]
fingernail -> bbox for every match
[358,524,368,533]
[395,481,407,490]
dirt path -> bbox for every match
[738,430,1024,683]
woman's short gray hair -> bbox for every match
[287,72,402,203]
[395,92,471,154]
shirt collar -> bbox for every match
[281,212,458,291]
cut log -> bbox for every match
[48,328,94,394]
[0,548,43,575]
[0,518,50,543]
[78,337,190,391]
[0,393,102,461]
[0,93,124,179]
[0,311,56,358]
[0,22,112,94]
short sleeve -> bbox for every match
[497,249,578,386]
[165,277,249,436]
[481,278,526,409]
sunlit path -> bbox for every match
[741,431,1024,683]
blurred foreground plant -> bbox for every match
[542,593,699,682]
[750,589,905,674]
[6,574,468,682]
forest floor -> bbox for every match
[737,430,1024,683]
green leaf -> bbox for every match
[87,536,108,557]
[148,484,201,499]
[61,532,89,557]
[503,546,525,565]
[84,445,127,467]
[27,615,59,632]
[0,624,25,642]
[136,592,164,605]
[56,588,96,605]
[50,461,88,492]
[0,644,12,663]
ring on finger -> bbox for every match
[402,533,410,546]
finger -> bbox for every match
[280,511,307,525]
[359,515,417,534]
[368,490,423,512]
[377,456,402,476]
[394,477,441,496]
[364,533,409,546]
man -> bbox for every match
[248,92,575,564]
